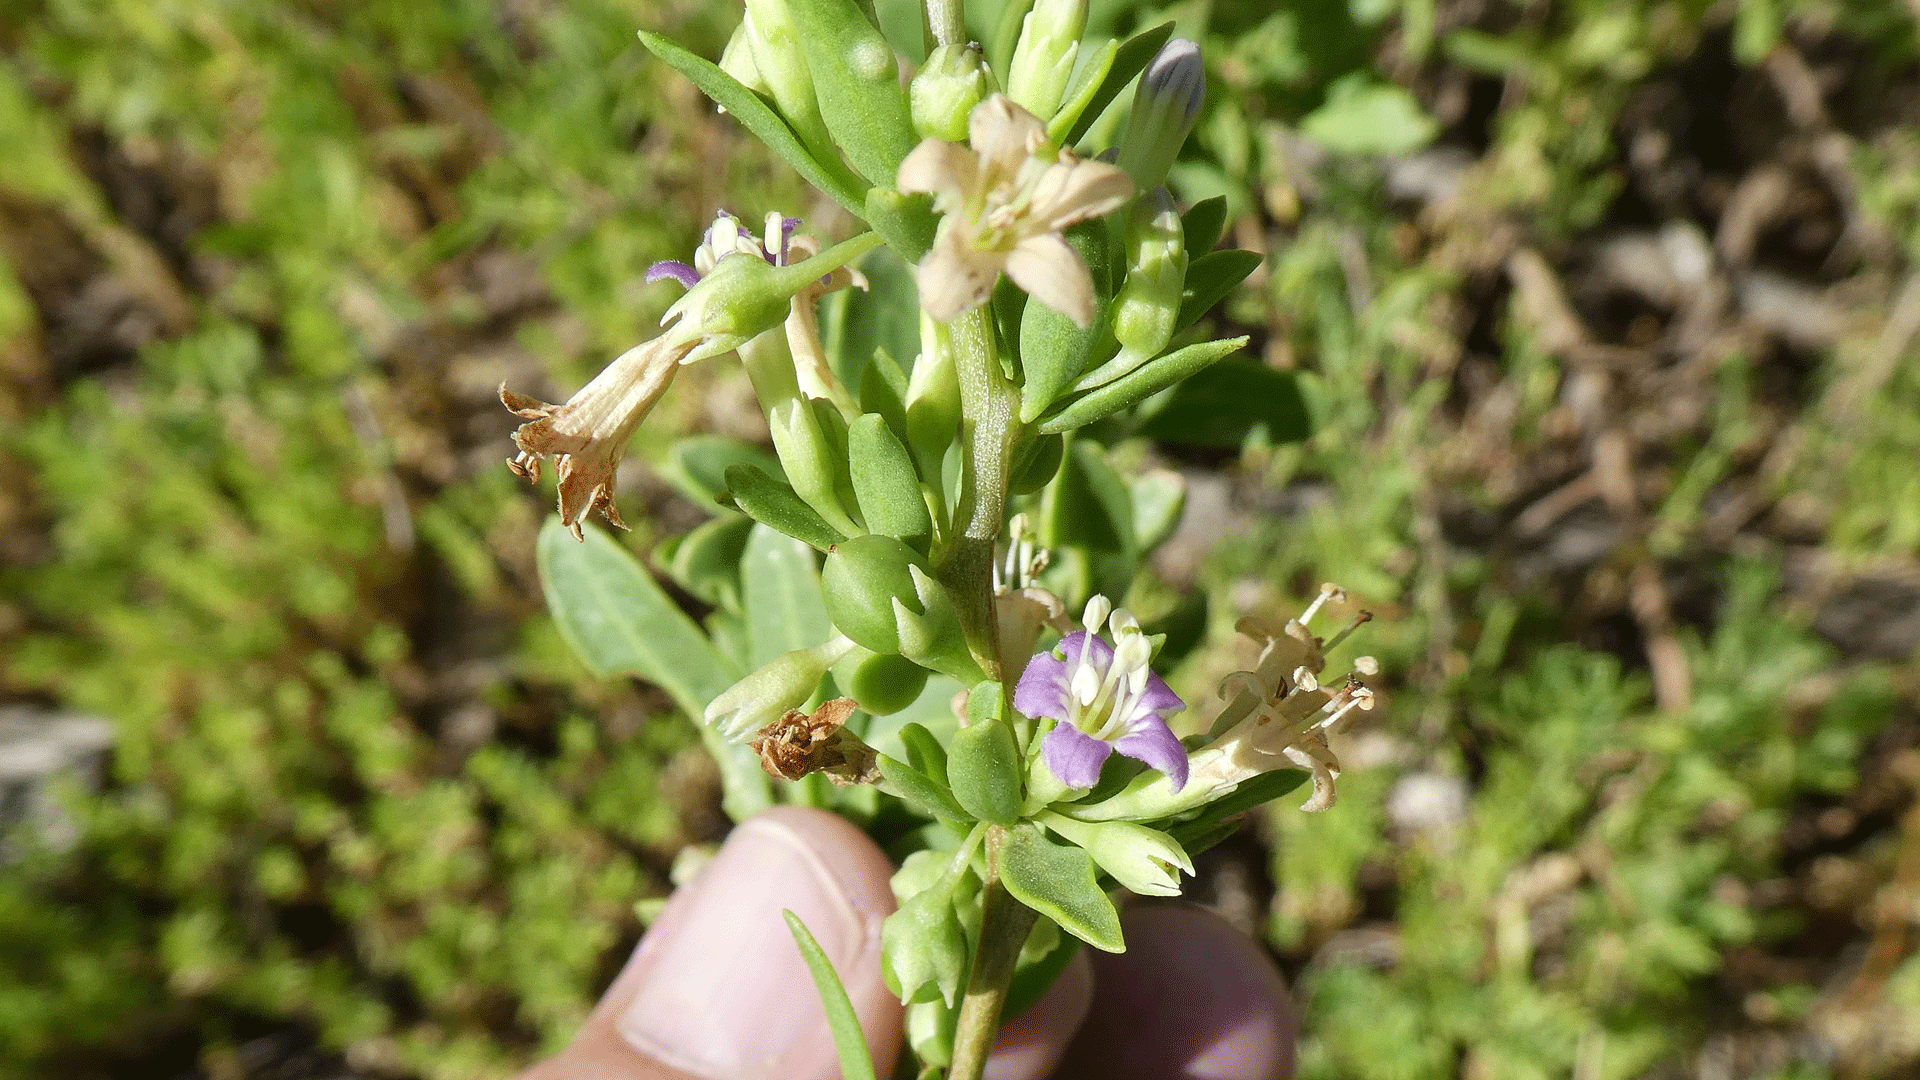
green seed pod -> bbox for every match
[911,43,992,142]
[948,712,1025,826]
[1077,187,1186,391]
[846,651,930,715]
[1005,0,1087,121]
[822,534,931,654]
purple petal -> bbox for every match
[1061,630,1114,668]
[1113,715,1189,792]
[1044,723,1113,789]
[646,260,700,289]
[1134,669,1185,719]
[1013,650,1072,722]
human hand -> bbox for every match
[518,807,1297,1080]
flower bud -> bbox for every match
[911,43,992,143]
[1076,186,1186,391]
[719,18,772,98]
[1005,0,1087,121]
[904,310,962,486]
[1037,812,1192,896]
[882,881,970,1005]
[1117,38,1205,191]
[704,636,858,740]
[766,396,862,537]
[907,997,958,1068]
[740,0,838,164]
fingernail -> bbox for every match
[617,814,876,1078]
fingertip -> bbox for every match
[520,806,902,1080]
[1058,905,1296,1080]
[983,948,1093,1080]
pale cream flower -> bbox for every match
[897,94,1133,328]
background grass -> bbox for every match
[2,0,1918,1077]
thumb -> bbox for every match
[521,806,903,1080]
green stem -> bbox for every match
[947,827,1040,1080]
[936,305,1017,681]
[925,0,965,49]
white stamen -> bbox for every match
[1292,667,1319,693]
[1354,656,1380,676]
[1071,663,1102,707]
[1298,582,1342,626]
[764,211,784,260]
[1083,595,1112,636]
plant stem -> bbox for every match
[925,0,965,49]
[937,305,1016,682]
[946,827,1040,1080]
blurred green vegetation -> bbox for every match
[2,0,1918,1078]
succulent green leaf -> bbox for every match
[848,413,932,545]
[662,434,785,509]
[877,753,968,820]
[723,463,848,552]
[897,721,950,787]
[1135,355,1311,447]
[1173,249,1264,332]
[536,518,770,820]
[882,886,971,1005]
[655,514,753,610]
[1019,219,1118,424]
[784,912,878,1080]
[948,713,1024,826]
[865,186,938,264]
[636,30,867,215]
[742,524,832,666]
[1055,21,1175,147]
[1044,37,1118,145]
[786,0,918,187]
[1180,195,1229,255]
[1035,336,1248,434]
[998,822,1124,952]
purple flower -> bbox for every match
[1013,597,1188,791]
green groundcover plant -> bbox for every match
[507,1,1373,1075]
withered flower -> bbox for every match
[749,698,881,786]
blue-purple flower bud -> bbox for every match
[1116,39,1205,191]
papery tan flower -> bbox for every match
[897,94,1133,328]
[503,211,869,539]
[500,331,696,538]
